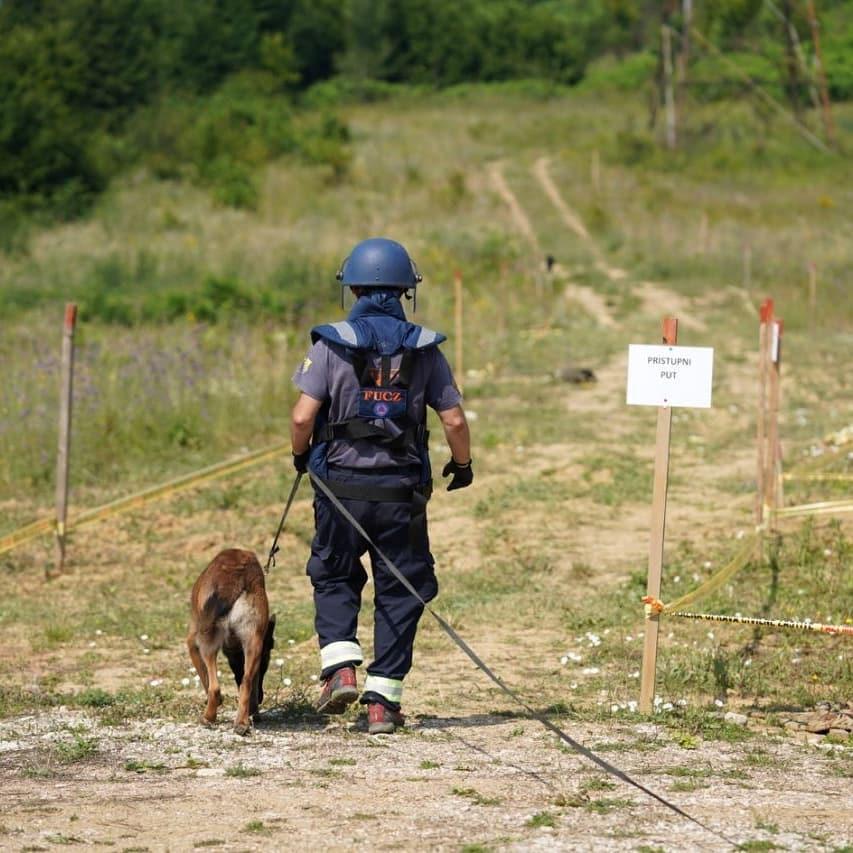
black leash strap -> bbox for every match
[309,471,735,847]
[265,472,303,572]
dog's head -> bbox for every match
[256,613,277,706]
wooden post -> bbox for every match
[765,319,783,523]
[805,0,836,147]
[756,299,773,529]
[662,25,677,150]
[808,262,817,330]
[54,303,77,577]
[453,270,464,392]
[639,316,678,715]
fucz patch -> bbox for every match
[358,386,407,420]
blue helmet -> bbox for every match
[336,238,422,289]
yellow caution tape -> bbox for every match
[642,532,759,616]
[782,473,853,482]
[774,499,853,519]
[0,517,57,553]
[669,611,853,637]
[0,442,291,557]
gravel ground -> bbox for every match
[1,708,851,852]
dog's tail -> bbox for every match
[196,592,233,636]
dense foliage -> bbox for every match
[0,0,851,228]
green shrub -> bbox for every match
[580,52,657,93]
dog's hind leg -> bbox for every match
[187,635,209,690]
[201,645,223,725]
[233,632,263,735]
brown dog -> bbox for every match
[186,549,276,735]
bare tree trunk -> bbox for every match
[781,0,803,115]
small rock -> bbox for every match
[724,712,748,726]
[804,732,824,746]
[784,721,803,732]
[806,712,845,734]
[196,768,226,777]
[828,729,850,739]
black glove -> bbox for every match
[442,458,473,491]
[292,449,310,474]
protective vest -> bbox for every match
[307,317,446,495]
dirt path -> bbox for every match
[529,157,710,333]
[2,709,850,852]
[488,161,542,254]
[532,157,627,282]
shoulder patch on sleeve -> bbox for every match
[301,357,312,373]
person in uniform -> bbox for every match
[290,237,473,734]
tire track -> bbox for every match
[488,160,617,328]
[487,161,541,254]
[533,156,708,332]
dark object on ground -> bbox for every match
[556,366,597,384]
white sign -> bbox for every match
[626,344,714,408]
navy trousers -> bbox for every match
[307,467,437,692]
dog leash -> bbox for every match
[264,472,303,572]
[309,471,735,848]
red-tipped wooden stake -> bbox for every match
[54,304,77,577]
[756,299,774,528]
[765,319,783,522]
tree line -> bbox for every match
[1,0,850,230]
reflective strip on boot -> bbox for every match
[320,641,363,671]
[363,675,403,704]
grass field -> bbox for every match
[0,86,851,850]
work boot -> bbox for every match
[315,666,359,714]
[367,702,405,734]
